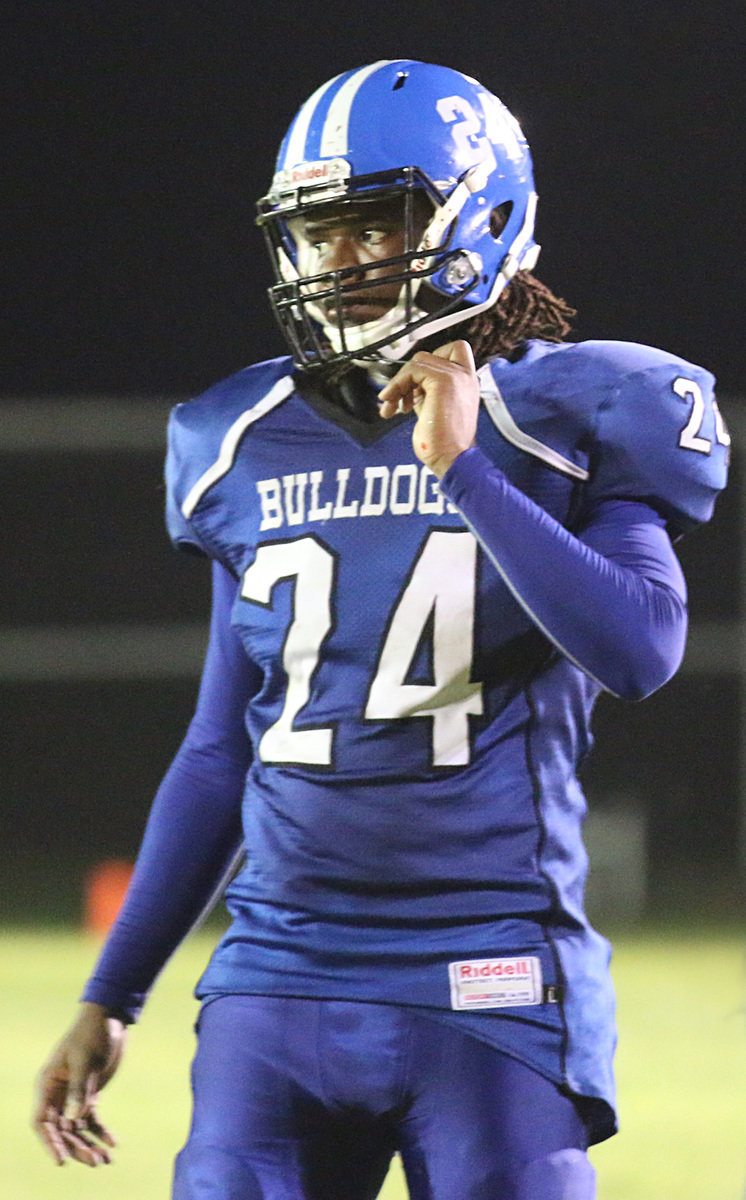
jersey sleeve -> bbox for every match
[165,402,216,555]
[81,561,258,1021]
[582,354,729,537]
[440,446,688,700]
[165,356,296,557]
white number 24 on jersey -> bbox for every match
[240,530,483,769]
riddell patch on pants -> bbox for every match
[448,956,543,1009]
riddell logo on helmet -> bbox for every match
[293,164,331,182]
[459,958,532,979]
[272,157,351,195]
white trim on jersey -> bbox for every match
[181,375,295,518]
[478,366,590,482]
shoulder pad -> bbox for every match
[495,341,729,536]
[165,357,294,554]
[576,342,728,535]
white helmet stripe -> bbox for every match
[319,60,400,158]
[281,72,344,169]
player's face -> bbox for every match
[288,196,428,326]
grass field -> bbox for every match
[1,925,744,1199]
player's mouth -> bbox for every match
[322,296,395,326]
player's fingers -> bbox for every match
[55,1113,114,1166]
[422,341,476,375]
[86,1112,117,1148]
[32,1072,72,1159]
[443,338,476,372]
[378,370,419,416]
[408,347,468,375]
[379,356,450,410]
[37,1117,71,1166]
[60,1127,113,1167]
[35,1110,109,1169]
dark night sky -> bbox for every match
[4,1,745,398]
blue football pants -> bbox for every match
[172,994,596,1200]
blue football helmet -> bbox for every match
[256,59,540,369]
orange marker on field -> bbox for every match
[84,859,134,935]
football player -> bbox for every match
[34,60,728,1199]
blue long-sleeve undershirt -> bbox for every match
[82,453,687,1020]
[439,446,687,700]
[82,561,255,1019]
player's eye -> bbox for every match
[292,222,328,250]
[359,228,389,246]
[299,228,327,248]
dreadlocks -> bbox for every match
[461,270,576,366]
[316,270,577,409]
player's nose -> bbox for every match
[322,234,364,275]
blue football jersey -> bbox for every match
[164,339,727,1141]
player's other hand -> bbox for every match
[378,340,480,478]
[33,1002,126,1167]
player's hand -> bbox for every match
[33,1002,127,1167]
[378,340,480,478]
